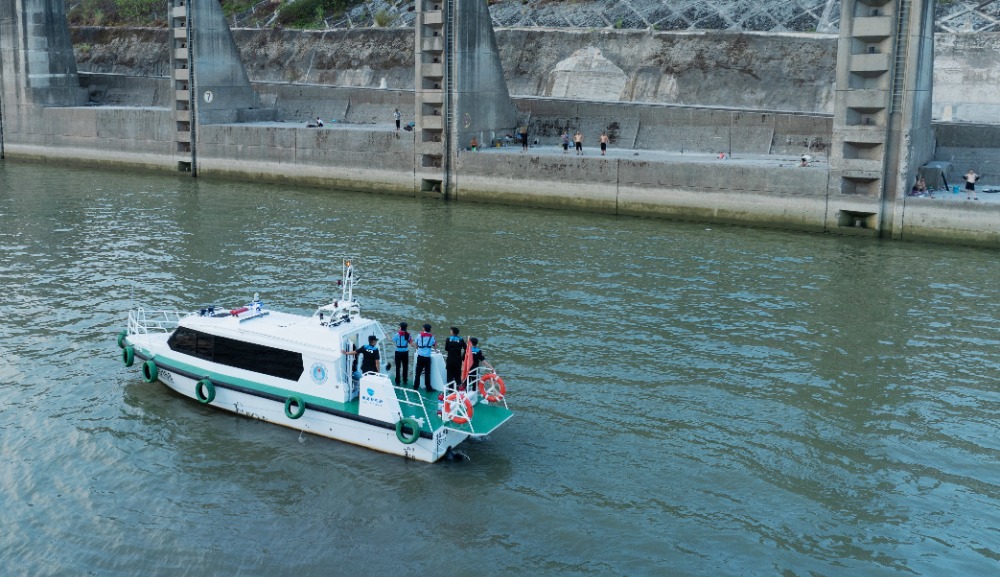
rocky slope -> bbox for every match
[219,0,1000,33]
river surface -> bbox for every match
[1,162,997,576]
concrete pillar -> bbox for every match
[452,0,516,154]
[827,0,935,238]
[188,0,258,124]
[414,0,515,198]
[1,0,86,148]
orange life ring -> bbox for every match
[477,373,506,402]
[444,393,474,425]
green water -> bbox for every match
[1,162,997,576]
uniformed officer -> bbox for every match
[343,335,381,376]
[444,326,466,387]
[413,324,436,392]
[393,322,412,386]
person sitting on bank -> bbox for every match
[470,136,478,151]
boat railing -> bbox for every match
[128,308,185,342]
[394,385,433,428]
[467,366,509,410]
[440,381,480,435]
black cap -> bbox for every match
[423,323,432,331]
[470,337,478,345]
[368,335,378,342]
[399,322,408,329]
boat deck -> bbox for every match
[395,389,513,436]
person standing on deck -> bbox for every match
[413,324,436,392]
[393,322,412,386]
[466,337,492,387]
[343,335,381,375]
[444,327,466,388]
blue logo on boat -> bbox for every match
[310,363,328,384]
[367,388,375,396]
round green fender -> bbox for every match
[395,417,421,445]
[141,359,158,383]
[117,329,129,349]
[195,378,216,404]
[121,346,135,367]
[284,396,306,419]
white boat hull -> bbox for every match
[152,366,466,463]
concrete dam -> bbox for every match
[3,0,1000,247]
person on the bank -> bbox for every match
[444,326,466,387]
[519,125,529,152]
[343,335,380,376]
[599,131,609,156]
[393,321,412,386]
[561,131,570,154]
[574,131,584,155]
[965,169,980,200]
[413,323,436,392]
[393,108,401,131]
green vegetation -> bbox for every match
[277,0,357,28]
[67,0,162,26]
[66,0,366,28]
[373,8,391,27]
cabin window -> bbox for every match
[168,327,304,381]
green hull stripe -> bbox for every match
[133,350,435,439]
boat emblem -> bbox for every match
[310,363,328,384]
[366,388,375,396]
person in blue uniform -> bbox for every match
[465,337,493,388]
[468,337,491,374]
[444,326,466,387]
[343,335,381,376]
[392,321,412,386]
[413,324,436,392]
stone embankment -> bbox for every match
[73,26,1000,123]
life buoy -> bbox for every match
[195,378,215,404]
[477,373,506,402]
[284,396,306,419]
[444,393,474,425]
[395,417,420,444]
[122,346,135,367]
[117,329,129,349]
[142,359,158,383]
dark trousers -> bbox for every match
[414,356,432,391]
[446,362,462,388]
[394,351,409,385]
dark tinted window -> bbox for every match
[168,327,303,381]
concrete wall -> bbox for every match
[195,124,415,195]
[2,106,175,169]
[934,123,1000,184]
[512,98,833,156]
[454,152,832,231]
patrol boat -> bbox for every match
[116,260,513,463]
